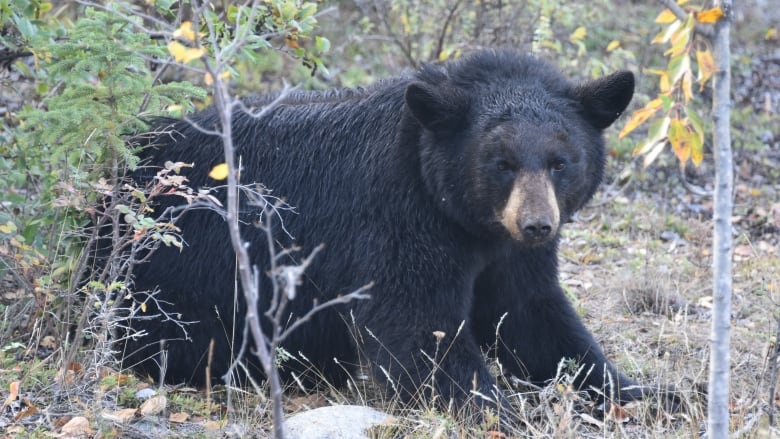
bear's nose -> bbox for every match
[522,218,552,240]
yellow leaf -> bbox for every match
[167,41,205,64]
[696,48,716,85]
[173,21,196,42]
[619,101,662,139]
[696,7,723,24]
[209,163,229,181]
[668,118,691,164]
[0,221,16,234]
[655,9,678,24]
[659,72,671,93]
[766,28,778,40]
[569,26,587,43]
[140,302,147,313]
[690,123,704,166]
[205,70,232,86]
[682,70,693,102]
[606,40,620,52]
[652,19,681,44]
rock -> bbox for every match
[284,405,392,439]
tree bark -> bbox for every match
[708,1,733,437]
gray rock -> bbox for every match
[284,405,392,439]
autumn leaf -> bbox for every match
[696,7,723,24]
[682,70,694,102]
[205,70,231,86]
[167,41,205,64]
[2,381,20,409]
[569,26,586,43]
[101,408,138,424]
[285,35,300,49]
[0,221,16,234]
[690,123,704,166]
[655,9,678,24]
[619,99,663,138]
[668,118,692,164]
[696,48,716,85]
[139,395,167,416]
[652,19,681,44]
[169,412,190,423]
[606,40,620,52]
[15,402,39,421]
[606,402,636,423]
[60,416,94,436]
[634,116,671,156]
[668,53,691,84]
[208,163,229,180]
[173,21,196,42]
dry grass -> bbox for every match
[2,154,779,437]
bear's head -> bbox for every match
[405,50,634,246]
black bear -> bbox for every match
[125,49,650,410]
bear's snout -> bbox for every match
[499,172,560,244]
[521,216,553,241]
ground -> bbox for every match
[1,4,780,438]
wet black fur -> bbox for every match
[125,49,643,409]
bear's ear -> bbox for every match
[574,71,635,130]
[405,82,467,132]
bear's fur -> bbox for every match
[125,49,646,408]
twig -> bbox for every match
[658,0,714,38]
[431,0,463,61]
[767,314,780,426]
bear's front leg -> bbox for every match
[471,243,645,405]
[353,264,508,412]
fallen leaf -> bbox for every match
[5,425,24,435]
[40,335,57,349]
[734,245,754,257]
[606,402,634,423]
[101,408,137,424]
[15,398,38,421]
[59,416,94,436]
[53,416,73,429]
[2,381,20,409]
[139,395,167,416]
[169,412,189,423]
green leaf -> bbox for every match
[315,36,330,54]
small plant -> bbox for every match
[619,2,723,169]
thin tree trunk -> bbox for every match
[708,1,733,437]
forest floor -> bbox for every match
[1,9,780,439]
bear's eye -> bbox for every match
[550,160,566,172]
[496,160,513,172]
